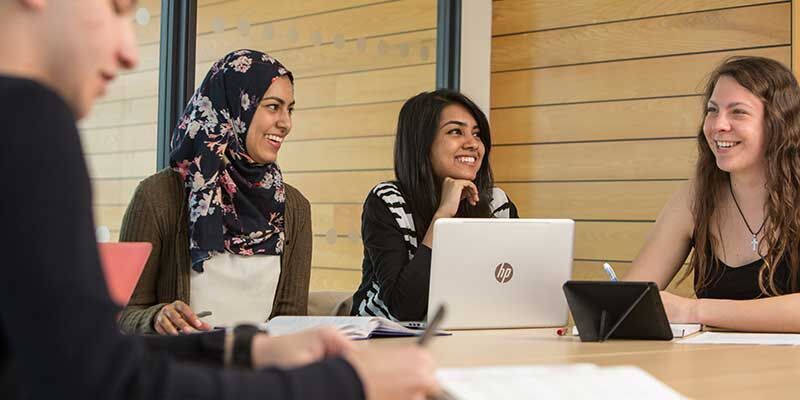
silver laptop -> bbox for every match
[426,218,574,330]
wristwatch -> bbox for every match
[224,324,262,368]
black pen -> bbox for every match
[418,304,446,346]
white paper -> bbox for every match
[437,364,686,400]
[571,323,701,338]
[262,316,418,339]
[679,332,800,345]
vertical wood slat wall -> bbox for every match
[81,0,437,292]
[490,0,791,295]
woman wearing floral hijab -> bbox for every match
[119,49,312,335]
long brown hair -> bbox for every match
[689,56,800,296]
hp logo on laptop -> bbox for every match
[494,262,514,283]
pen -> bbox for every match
[417,304,446,346]
[196,311,212,318]
[603,262,618,282]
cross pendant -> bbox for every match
[751,235,759,252]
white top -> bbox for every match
[190,252,281,327]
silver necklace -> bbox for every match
[728,178,766,252]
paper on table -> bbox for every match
[571,323,701,338]
[262,316,426,340]
[679,332,800,345]
[437,364,687,400]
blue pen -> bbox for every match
[603,262,618,282]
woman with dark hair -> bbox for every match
[351,89,518,321]
[626,56,800,332]
[119,49,312,334]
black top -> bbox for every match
[694,257,794,300]
[352,182,518,321]
[0,76,364,400]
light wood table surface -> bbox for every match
[357,328,800,399]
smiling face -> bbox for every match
[703,75,767,175]
[429,104,485,181]
[245,76,295,164]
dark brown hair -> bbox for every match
[689,56,800,296]
[393,89,494,236]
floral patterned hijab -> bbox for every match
[169,49,293,272]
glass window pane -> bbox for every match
[194,0,438,291]
[80,0,162,242]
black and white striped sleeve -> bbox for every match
[360,191,432,322]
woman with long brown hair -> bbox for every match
[625,56,800,332]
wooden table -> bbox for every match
[358,329,800,399]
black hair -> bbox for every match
[393,89,495,236]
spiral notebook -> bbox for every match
[263,316,446,340]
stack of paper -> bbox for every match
[679,332,800,345]
[262,316,423,340]
[571,323,702,338]
[437,364,686,400]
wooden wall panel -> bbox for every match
[132,0,429,71]
[491,46,790,108]
[290,101,402,141]
[310,204,364,238]
[280,136,394,172]
[93,179,141,205]
[80,124,157,154]
[491,96,703,144]
[86,151,155,180]
[94,206,128,231]
[493,3,789,72]
[107,28,436,103]
[575,222,652,262]
[492,139,696,182]
[503,181,683,221]
[284,170,394,204]
[295,64,435,109]
[311,268,363,292]
[312,237,364,270]
[492,0,779,36]
[491,1,792,298]
[80,96,158,129]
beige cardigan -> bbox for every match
[118,169,311,334]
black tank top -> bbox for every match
[694,258,793,300]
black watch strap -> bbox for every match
[232,324,261,368]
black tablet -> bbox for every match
[562,281,673,342]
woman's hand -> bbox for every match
[251,327,354,369]
[660,291,701,324]
[435,177,479,219]
[153,300,212,335]
[421,177,480,248]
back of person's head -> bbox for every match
[0,0,138,119]
[393,89,494,234]
[692,56,800,295]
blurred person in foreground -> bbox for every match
[0,1,438,399]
